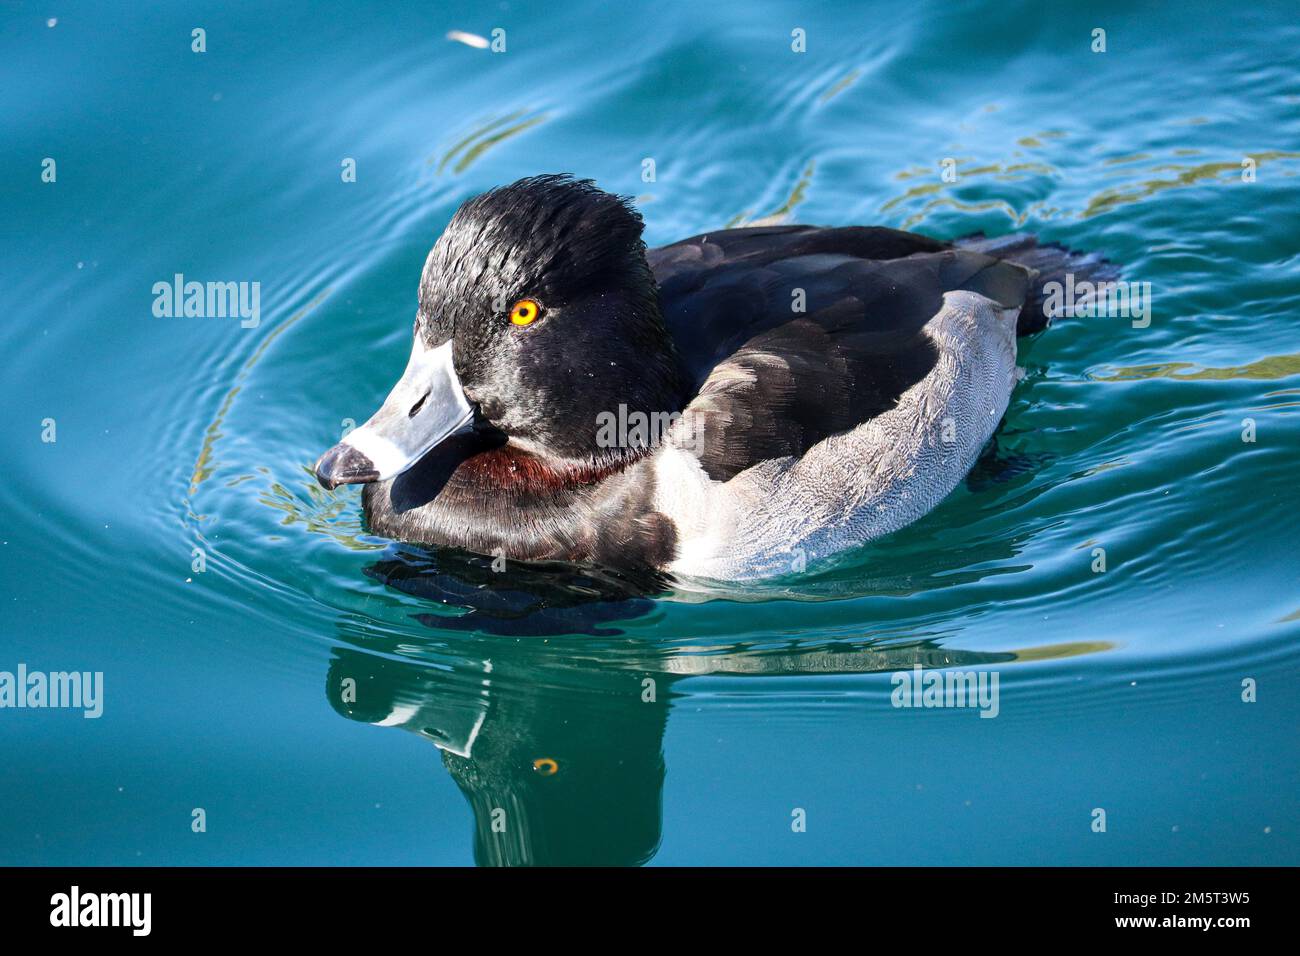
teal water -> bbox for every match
[2,0,1298,865]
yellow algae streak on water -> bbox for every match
[432,110,549,176]
[1082,151,1300,218]
[1093,353,1300,383]
[188,289,331,499]
[726,161,817,227]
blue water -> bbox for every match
[1,0,1297,865]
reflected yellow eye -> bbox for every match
[509,298,542,326]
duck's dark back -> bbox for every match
[646,225,1032,481]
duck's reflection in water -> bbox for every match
[327,647,669,865]
[326,553,1028,865]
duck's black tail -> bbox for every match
[956,233,1117,336]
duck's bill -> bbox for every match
[314,338,474,489]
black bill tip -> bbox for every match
[314,443,380,489]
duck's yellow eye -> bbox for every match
[509,298,541,326]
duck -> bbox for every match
[314,174,1101,581]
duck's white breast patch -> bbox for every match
[650,443,730,573]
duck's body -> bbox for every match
[317,176,1093,581]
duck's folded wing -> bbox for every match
[651,226,953,382]
[665,246,1032,481]
[678,313,937,481]
[657,287,1026,581]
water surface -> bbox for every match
[1,0,1297,865]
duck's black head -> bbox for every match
[316,175,687,489]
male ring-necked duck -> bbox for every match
[315,175,1104,580]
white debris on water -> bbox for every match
[446,30,489,49]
